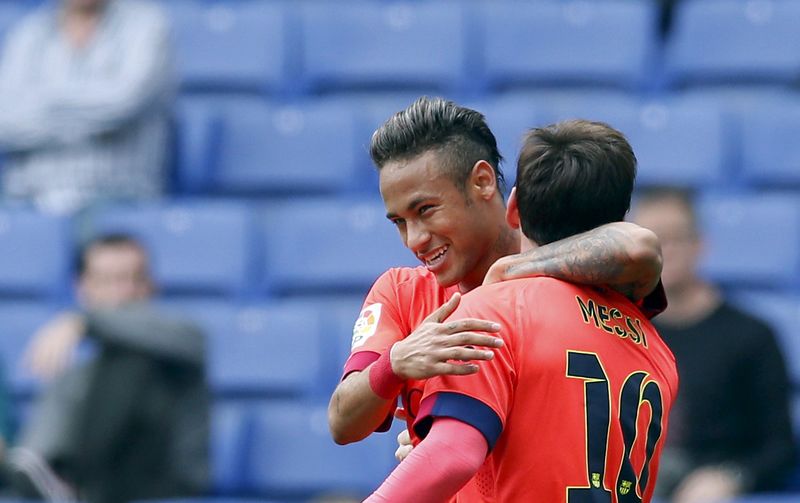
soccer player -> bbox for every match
[365,119,679,502]
[328,98,667,498]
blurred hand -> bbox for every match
[672,466,742,503]
[390,293,503,381]
[395,427,413,462]
[25,311,86,380]
[483,251,539,286]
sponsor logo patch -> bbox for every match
[352,303,382,349]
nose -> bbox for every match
[405,220,431,254]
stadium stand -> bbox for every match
[480,0,659,91]
[160,0,289,94]
[176,97,361,195]
[259,197,417,296]
[247,400,397,499]
[299,0,466,93]
[664,0,800,87]
[0,208,71,299]
[161,299,323,397]
[88,200,256,297]
[0,0,798,500]
[697,193,800,288]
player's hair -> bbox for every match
[635,186,698,233]
[75,233,148,277]
[515,119,637,245]
[369,96,505,192]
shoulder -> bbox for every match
[373,266,439,291]
[715,301,779,344]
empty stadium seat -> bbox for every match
[732,292,800,386]
[89,201,256,296]
[539,93,730,188]
[480,0,658,91]
[161,299,323,396]
[0,208,71,298]
[740,95,800,186]
[210,401,252,495]
[247,401,397,499]
[300,1,466,93]
[260,198,417,296]
[176,97,360,195]
[665,0,800,87]
[0,301,59,397]
[309,295,366,396]
[697,193,800,287]
[160,1,289,93]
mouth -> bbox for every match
[420,246,449,271]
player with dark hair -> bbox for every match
[329,98,668,500]
[365,120,678,502]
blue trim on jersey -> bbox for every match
[414,392,503,450]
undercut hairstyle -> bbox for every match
[75,233,147,277]
[516,119,637,245]
[636,186,699,234]
[370,97,505,192]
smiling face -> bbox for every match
[379,150,509,291]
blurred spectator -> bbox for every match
[4,233,208,503]
[633,187,795,503]
[0,0,174,214]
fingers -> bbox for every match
[424,292,461,323]
[436,362,480,376]
[447,331,504,348]
[395,443,413,462]
[442,318,501,335]
[445,347,496,362]
[397,428,411,446]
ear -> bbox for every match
[469,160,498,201]
[506,187,521,229]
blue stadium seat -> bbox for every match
[0,208,71,298]
[480,0,658,91]
[469,95,546,191]
[305,295,365,397]
[210,401,252,495]
[161,300,322,396]
[697,193,800,287]
[89,201,256,297]
[728,496,800,503]
[300,1,466,93]
[247,401,397,499]
[740,95,800,186]
[160,1,288,93]
[260,198,417,296]
[176,97,360,195]
[0,301,59,397]
[732,292,800,386]
[665,0,800,87]
[539,94,729,188]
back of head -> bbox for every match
[370,96,505,192]
[515,119,637,245]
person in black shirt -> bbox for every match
[633,187,795,503]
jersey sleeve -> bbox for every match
[636,279,667,319]
[413,297,515,451]
[342,269,408,377]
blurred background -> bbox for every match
[0,0,796,502]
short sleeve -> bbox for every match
[342,270,408,376]
[637,280,667,319]
[413,296,515,450]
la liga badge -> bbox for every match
[352,303,382,349]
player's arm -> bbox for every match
[365,418,487,502]
[484,221,662,301]
[328,293,503,445]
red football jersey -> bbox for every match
[415,277,679,503]
[344,266,459,441]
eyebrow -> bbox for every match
[385,195,431,220]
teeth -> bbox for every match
[424,247,448,266]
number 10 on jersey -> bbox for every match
[566,351,665,503]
